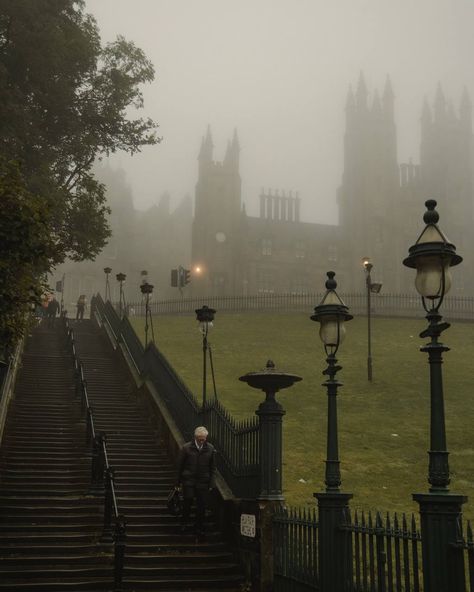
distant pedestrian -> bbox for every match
[175,426,216,539]
[46,297,60,327]
[76,295,87,320]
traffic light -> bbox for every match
[171,267,191,288]
[171,269,178,287]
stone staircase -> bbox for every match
[0,320,111,590]
[57,319,245,591]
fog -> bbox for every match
[84,0,474,225]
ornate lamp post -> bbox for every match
[115,273,126,317]
[362,258,382,382]
[362,258,373,381]
[140,282,154,347]
[311,271,353,592]
[104,267,112,301]
[195,305,216,406]
[403,199,466,591]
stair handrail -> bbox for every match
[101,438,126,591]
[64,319,126,592]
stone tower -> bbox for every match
[191,126,243,295]
[418,86,474,253]
[337,74,401,291]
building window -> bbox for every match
[291,275,309,294]
[295,240,305,259]
[210,272,227,295]
[257,268,275,293]
[261,238,272,256]
[328,245,338,262]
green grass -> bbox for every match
[130,312,474,518]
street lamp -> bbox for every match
[195,305,216,406]
[104,267,112,301]
[403,199,465,590]
[311,271,353,491]
[115,273,126,317]
[140,281,155,347]
[362,258,382,382]
[311,271,354,592]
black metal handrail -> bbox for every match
[91,293,261,499]
[65,320,126,592]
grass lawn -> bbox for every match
[130,312,474,519]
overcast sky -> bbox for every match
[84,0,474,224]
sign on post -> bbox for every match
[240,513,256,538]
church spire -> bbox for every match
[356,71,368,110]
[224,128,240,170]
[434,83,446,122]
[372,89,382,117]
[421,97,432,132]
[198,124,213,163]
[383,76,395,120]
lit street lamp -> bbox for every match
[104,267,112,301]
[362,258,382,382]
[403,199,465,591]
[195,305,216,406]
[115,273,126,317]
[311,271,354,592]
[140,281,154,347]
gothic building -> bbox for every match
[191,75,474,297]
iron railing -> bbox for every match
[342,509,422,592]
[144,342,259,498]
[273,505,319,592]
[0,338,23,445]
[453,518,474,591]
[93,294,260,499]
[66,321,126,591]
[121,292,474,321]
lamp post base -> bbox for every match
[413,492,467,592]
[314,491,353,592]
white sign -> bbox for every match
[240,513,256,538]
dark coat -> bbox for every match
[47,300,60,316]
[176,440,216,490]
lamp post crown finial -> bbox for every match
[326,271,337,290]
[266,360,275,370]
[424,199,439,225]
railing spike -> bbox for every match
[402,513,408,532]
[467,520,473,542]
[368,511,373,528]
[376,511,382,528]
[411,513,416,532]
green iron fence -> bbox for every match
[343,510,422,592]
[454,518,474,591]
[121,292,474,321]
[92,294,260,499]
[273,506,319,592]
